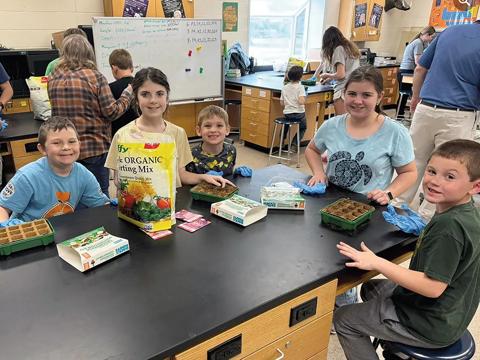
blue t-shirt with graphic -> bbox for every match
[0,157,109,222]
[313,114,414,194]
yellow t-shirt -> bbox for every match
[105,120,193,187]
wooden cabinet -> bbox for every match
[103,0,193,18]
[338,0,385,41]
[378,66,399,107]
[174,279,337,360]
[10,137,43,171]
[2,98,31,115]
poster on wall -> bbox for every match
[369,3,383,28]
[354,3,367,28]
[429,0,479,28]
[123,0,149,17]
[161,0,186,18]
[223,2,239,32]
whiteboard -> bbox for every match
[92,17,223,102]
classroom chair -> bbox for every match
[374,329,475,360]
[224,99,241,136]
[315,99,335,132]
[268,117,301,168]
[395,72,413,123]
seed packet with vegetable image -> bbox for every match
[116,140,176,232]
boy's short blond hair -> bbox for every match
[430,139,480,181]
[109,49,133,70]
[38,116,78,147]
[197,105,229,127]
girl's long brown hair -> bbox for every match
[322,26,360,64]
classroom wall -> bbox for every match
[0,0,103,49]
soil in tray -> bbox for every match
[191,182,238,198]
[323,199,374,222]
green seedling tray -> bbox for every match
[320,198,375,232]
[0,219,55,256]
[301,79,316,86]
[190,182,239,203]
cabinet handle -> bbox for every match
[249,122,257,126]
[249,133,257,137]
[275,348,285,360]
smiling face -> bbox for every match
[38,128,80,174]
[423,155,480,213]
[136,80,168,120]
[196,115,230,146]
[344,80,383,120]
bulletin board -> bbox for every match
[92,17,223,102]
[429,0,479,29]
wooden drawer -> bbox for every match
[13,153,43,170]
[10,138,41,158]
[307,349,327,360]
[242,87,271,100]
[241,128,269,148]
[383,78,397,87]
[383,87,395,96]
[241,108,270,126]
[174,279,337,360]
[241,119,269,137]
[382,96,395,105]
[2,98,31,114]
[242,96,270,113]
[242,313,331,360]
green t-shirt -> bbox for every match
[45,58,60,76]
[392,200,480,346]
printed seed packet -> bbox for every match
[177,218,211,232]
[142,229,173,240]
[175,209,203,223]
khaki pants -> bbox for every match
[396,103,478,219]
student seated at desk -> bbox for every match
[0,117,110,223]
[105,67,233,188]
[334,139,480,360]
[305,66,417,309]
[280,65,306,149]
[186,105,236,176]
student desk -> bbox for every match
[0,165,415,359]
[225,73,334,149]
[0,112,43,171]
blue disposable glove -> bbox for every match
[234,166,252,177]
[0,119,8,132]
[206,170,224,176]
[309,76,317,81]
[293,181,326,195]
[382,204,426,236]
[0,218,24,228]
[110,198,118,206]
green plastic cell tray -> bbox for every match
[320,198,375,232]
[301,79,316,86]
[0,219,55,256]
[190,182,239,203]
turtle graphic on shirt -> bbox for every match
[329,151,372,188]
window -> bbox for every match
[249,0,310,66]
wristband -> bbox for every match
[387,191,394,201]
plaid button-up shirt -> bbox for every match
[48,68,132,160]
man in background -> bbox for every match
[397,13,480,218]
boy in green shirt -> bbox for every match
[334,139,480,360]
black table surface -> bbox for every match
[0,165,415,359]
[0,112,42,142]
[225,71,333,94]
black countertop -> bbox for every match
[0,112,42,141]
[225,71,333,94]
[0,165,414,359]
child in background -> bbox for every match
[280,65,307,149]
[45,27,87,76]
[0,117,109,223]
[334,139,480,360]
[105,67,232,188]
[186,105,236,176]
[312,26,360,115]
[109,49,137,136]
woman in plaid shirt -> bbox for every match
[48,35,133,196]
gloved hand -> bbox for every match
[309,76,317,82]
[382,204,427,236]
[293,181,326,195]
[206,170,224,176]
[234,166,252,177]
[0,218,24,228]
[0,120,8,132]
[110,198,118,206]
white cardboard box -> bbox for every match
[211,194,268,227]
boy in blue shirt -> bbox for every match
[0,116,110,223]
[334,139,480,360]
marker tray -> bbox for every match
[190,181,239,203]
[320,198,375,232]
[0,219,55,256]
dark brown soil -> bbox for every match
[191,182,238,198]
